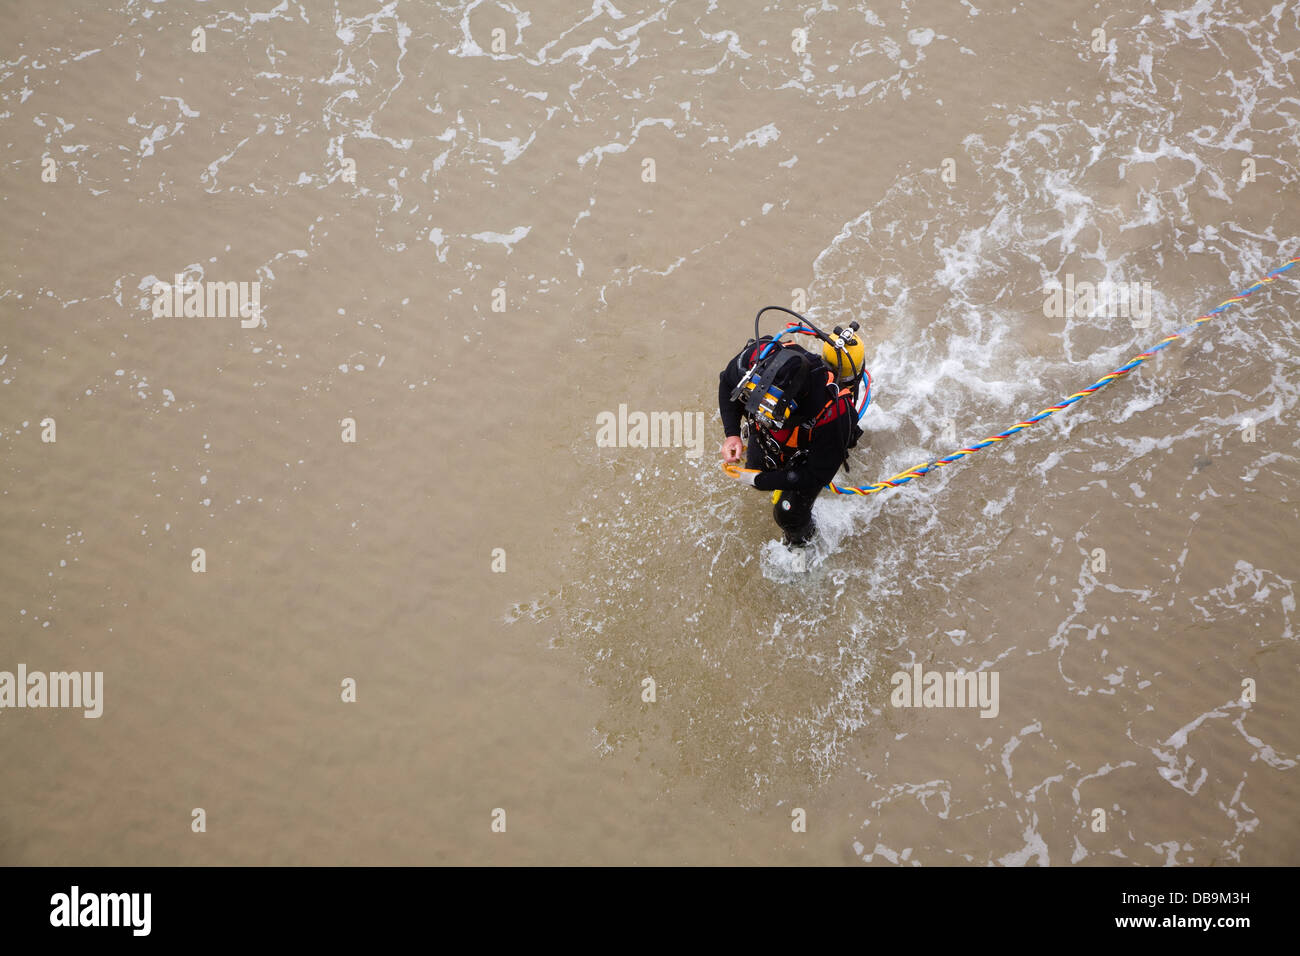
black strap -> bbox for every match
[746,348,808,416]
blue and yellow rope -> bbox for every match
[828,255,1299,496]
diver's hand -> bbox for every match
[721,436,744,463]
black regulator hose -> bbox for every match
[753,305,862,382]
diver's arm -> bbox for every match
[718,353,747,438]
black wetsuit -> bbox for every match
[718,344,857,545]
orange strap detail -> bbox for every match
[813,387,853,426]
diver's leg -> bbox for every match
[773,487,819,546]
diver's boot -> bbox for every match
[782,525,814,548]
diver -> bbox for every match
[719,307,868,547]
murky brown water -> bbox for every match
[2,0,1297,865]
